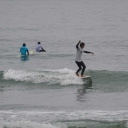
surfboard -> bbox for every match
[17,51,34,57]
[78,76,90,79]
[29,51,34,55]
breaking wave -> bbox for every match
[3,68,84,85]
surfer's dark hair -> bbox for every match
[38,42,41,44]
[80,42,85,47]
[23,43,26,47]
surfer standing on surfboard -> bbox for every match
[75,40,94,77]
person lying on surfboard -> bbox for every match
[36,42,46,52]
[75,40,94,77]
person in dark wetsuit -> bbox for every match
[75,40,94,77]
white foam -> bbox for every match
[3,68,84,85]
[0,110,128,121]
[0,120,66,128]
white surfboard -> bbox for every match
[29,51,34,55]
[78,76,90,79]
[17,51,34,57]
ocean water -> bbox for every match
[0,0,128,128]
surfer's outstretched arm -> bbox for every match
[76,40,81,49]
[84,51,94,55]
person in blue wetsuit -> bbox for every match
[75,40,94,77]
[20,43,29,56]
[36,42,46,52]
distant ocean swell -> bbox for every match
[1,68,128,88]
[0,110,127,128]
[0,120,126,128]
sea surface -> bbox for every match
[0,0,128,128]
